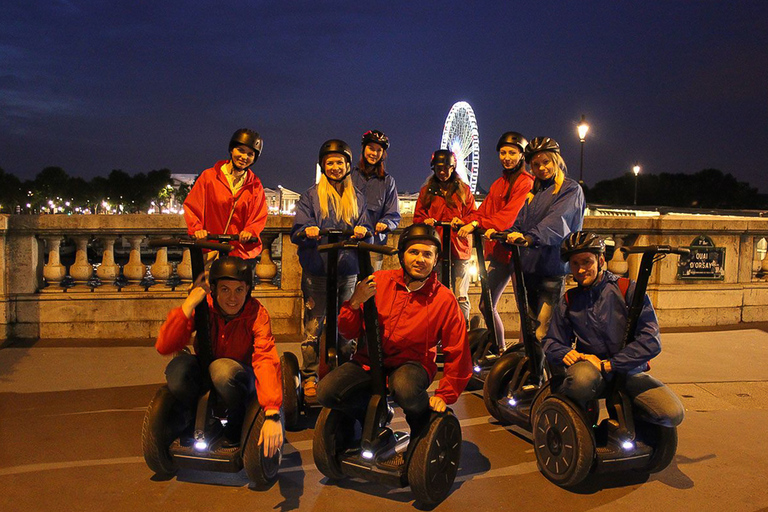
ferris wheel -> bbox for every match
[440,101,480,193]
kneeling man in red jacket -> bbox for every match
[317,223,472,439]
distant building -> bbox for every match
[264,186,301,215]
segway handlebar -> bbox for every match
[317,241,397,255]
[205,233,240,242]
[147,237,233,253]
[487,231,528,246]
[621,245,690,257]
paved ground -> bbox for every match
[1,327,768,512]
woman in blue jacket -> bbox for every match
[290,139,372,397]
[506,137,585,340]
[351,129,400,271]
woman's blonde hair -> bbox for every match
[317,168,359,225]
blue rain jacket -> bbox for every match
[351,167,401,245]
[512,174,585,277]
[542,271,661,374]
[290,184,373,276]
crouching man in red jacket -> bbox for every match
[317,223,472,440]
[155,256,283,456]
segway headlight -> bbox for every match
[361,450,374,460]
[621,439,635,451]
[507,397,518,407]
[473,365,482,373]
[194,440,208,451]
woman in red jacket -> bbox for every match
[156,257,282,456]
[456,132,534,353]
[413,149,477,321]
[183,129,269,260]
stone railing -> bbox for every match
[1,212,767,341]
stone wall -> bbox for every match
[1,212,767,341]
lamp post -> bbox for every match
[577,115,589,185]
[633,162,641,205]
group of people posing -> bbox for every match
[153,126,683,464]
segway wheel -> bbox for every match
[483,348,528,423]
[636,421,678,474]
[466,328,493,391]
[242,411,282,490]
[408,413,462,507]
[280,352,302,430]
[312,407,353,480]
[532,396,594,488]
[141,386,182,477]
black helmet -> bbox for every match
[209,256,253,288]
[496,132,528,153]
[361,130,389,150]
[524,137,560,162]
[229,129,263,160]
[560,231,605,262]
[398,223,442,261]
[318,139,353,166]
[430,149,457,170]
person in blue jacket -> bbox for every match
[351,130,400,271]
[291,139,372,398]
[506,137,585,340]
[542,232,684,427]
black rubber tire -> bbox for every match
[532,396,594,488]
[242,410,281,490]
[482,350,528,423]
[408,413,462,507]
[280,352,302,430]
[636,421,678,474]
[141,386,181,477]
[312,407,351,480]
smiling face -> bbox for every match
[402,241,438,280]
[498,145,523,170]
[215,279,248,316]
[363,142,384,165]
[323,153,350,181]
[433,161,455,182]
[230,145,255,171]
[530,151,557,181]
[569,251,604,287]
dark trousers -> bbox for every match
[317,361,432,437]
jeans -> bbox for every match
[524,274,565,340]
[436,259,471,322]
[165,352,255,410]
[301,272,357,381]
[317,361,432,437]
[482,258,514,352]
[370,251,384,272]
[559,361,685,427]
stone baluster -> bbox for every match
[607,235,629,276]
[177,248,193,285]
[96,237,119,291]
[42,236,66,292]
[255,233,278,288]
[754,237,766,281]
[150,247,172,288]
[122,236,146,291]
[761,239,768,282]
[68,236,94,292]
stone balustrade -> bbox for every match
[1,211,767,341]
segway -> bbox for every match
[141,235,281,489]
[482,237,547,426]
[280,228,361,430]
[312,238,462,507]
[465,230,506,389]
[531,245,689,487]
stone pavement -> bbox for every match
[1,328,768,512]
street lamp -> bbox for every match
[633,162,641,205]
[577,115,589,184]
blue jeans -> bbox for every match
[436,259,471,322]
[483,258,514,352]
[165,352,255,410]
[317,361,432,436]
[524,274,564,340]
[559,361,685,427]
[301,272,357,380]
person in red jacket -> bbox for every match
[156,256,282,456]
[317,224,472,440]
[413,150,477,321]
[183,129,269,260]
[455,132,534,353]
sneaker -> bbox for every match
[303,379,317,399]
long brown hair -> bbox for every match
[358,146,388,179]
[421,172,471,209]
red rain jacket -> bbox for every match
[338,269,472,404]
[413,181,477,260]
[155,296,282,411]
[183,160,268,259]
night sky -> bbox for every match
[2,1,767,194]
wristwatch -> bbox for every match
[264,412,281,422]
